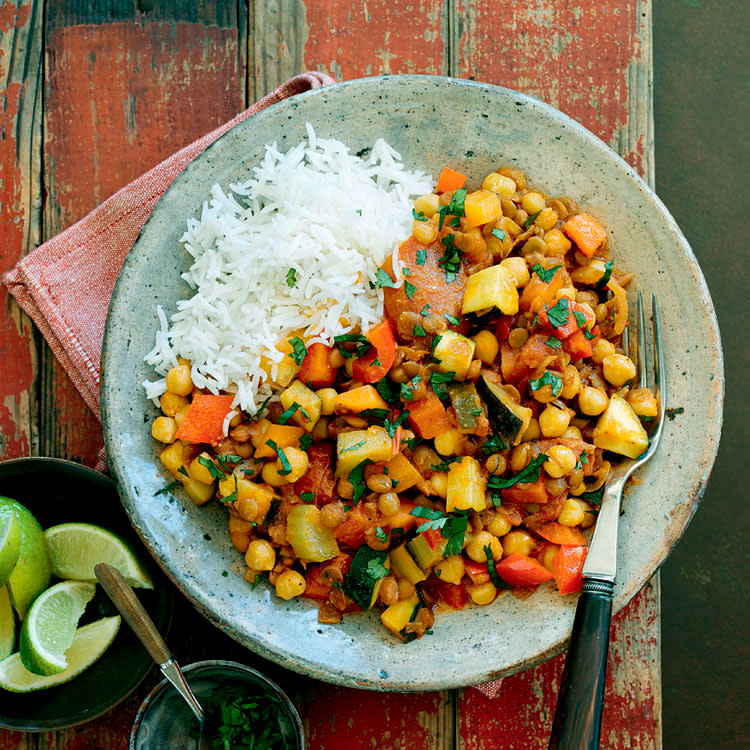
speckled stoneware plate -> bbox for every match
[101,75,723,691]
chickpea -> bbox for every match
[414,193,440,218]
[485,453,507,476]
[235,496,259,522]
[562,425,583,440]
[544,446,578,478]
[230,532,250,554]
[151,416,178,444]
[174,403,190,428]
[540,544,560,572]
[262,461,288,487]
[467,581,497,606]
[413,218,438,245]
[365,526,390,551]
[544,477,568,496]
[366,473,392,494]
[329,347,346,369]
[379,576,399,606]
[435,428,465,457]
[275,569,306,600]
[317,388,338,415]
[514,209,529,227]
[602,354,637,387]
[567,468,585,490]
[502,529,535,557]
[487,514,512,537]
[165,364,193,396]
[539,405,571,438]
[578,387,609,416]
[389,364,409,384]
[378,491,400,516]
[229,516,254,534]
[245,539,276,571]
[320,502,346,528]
[499,256,530,287]
[343,357,355,378]
[508,327,529,350]
[580,502,597,529]
[413,444,440,475]
[189,452,217,484]
[560,364,582,400]
[337,478,354,500]
[423,313,447,335]
[558,498,586,527]
[592,339,616,364]
[498,167,526,190]
[534,206,558,231]
[544,228,572,255]
[482,173,516,197]
[522,417,541,441]
[160,391,189,417]
[509,443,531,473]
[183,478,214,506]
[466,530,502,563]
[521,191,547,216]
[627,387,658,418]
[472,330,499,365]
[398,579,415,600]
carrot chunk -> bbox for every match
[436,167,467,193]
[563,213,607,257]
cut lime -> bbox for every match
[0,616,120,693]
[0,497,52,619]
[19,580,95,675]
[0,586,15,659]
[44,523,153,590]
[0,513,20,588]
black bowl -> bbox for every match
[0,457,173,731]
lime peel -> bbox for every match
[0,586,14,660]
[0,513,20,588]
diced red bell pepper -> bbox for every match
[174,394,235,445]
[563,329,593,362]
[538,300,596,340]
[433,578,469,609]
[302,554,353,601]
[496,315,514,343]
[536,522,588,547]
[352,320,397,383]
[463,558,490,585]
[551,545,588,594]
[423,527,444,550]
[294,443,337,505]
[407,391,454,439]
[501,475,549,504]
[334,504,380,549]
[299,343,337,387]
[496,553,554,586]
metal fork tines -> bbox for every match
[581,291,666,584]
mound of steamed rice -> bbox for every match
[143,124,433,414]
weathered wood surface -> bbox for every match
[0,0,658,748]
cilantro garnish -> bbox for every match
[301,492,315,503]
[487,454,549,489]
[285,267,297,288]
[375,267,398,289]
[595,259,614,290]
[375,526,387,543]
[430,370,455,399]
[384,410,410,438]
[574,451,589,471]
[545,336,563,350]
[366,558,390,580]
[288,336,308,365]
[400,375,421,402]
[299,433,313,450]
[485,545,510,589]
[416,248,428,266]
[348,459,373,504]
[573,309,586,328]
[420,304,431,316]
[525,210,541,228]
[375,378,398,404]
[491,227,507,242]
[154,480,181,497]
[410,506,470,557]
[333,333,371,359]
[581,485,605,506]
[528,371,563,397]
[490,491,503,507]
[220,475,239,504]
[404,280,417,299]
[359,407,390,420]
[198,455,225,480]
[266,439,292,475]
[430,456,462,472]
[531,264,562,284]
[278,401,310,425]
[341,439,366,454]
[546,298,571,328]
[413,323,426,337]
[481,435,508,455]
[444,313,461,325]
[249,395,272,421]
[437,234,463,284]
[177,466,189,478]
[402,267,411,276]
[412,208,428,222]
[583,328,596,340]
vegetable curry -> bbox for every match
[150,164,658,642]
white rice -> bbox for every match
[143,124,432,414]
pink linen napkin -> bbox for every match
[3,70,503,696]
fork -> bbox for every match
[548,291,666,750]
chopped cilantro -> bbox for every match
[416,248,428,266]
[444,313,461,325]
[367,558,390,580]
[348,459,373,504]
[430,370,455,399]
[299,433,313,450]
[375,267,398,289]
[485,545,510,589]
[154,480,181,497]
[490,491,503,507]
[528,371,563,397]
[375,526,387,543]
[430,456,461,472]
[546,298,571,328]
[198,455,225,479]
[375,378,398,404]
[412,208,428,222]
[413,323,426,337]
[420,304,431,316]
[525,210,541,228]
[220,475,239,504]
[448,188,467,216]
[277,401,310,425]
[487,454,549,489]
[406,435,421,451]
[384,410,410,438]
[573,309,586,328]
[266,439,292,475]
[341,439,366,454]
[481,435,508,455]
[400,375,421,402]
[288,336,308,366]
[402,267,411,276]
[491,227,507,242]
[581,485,605,506]
[409,506,469,558]
[177,466,189,478]
[438,234,463,284]
[285,267,297,288]
[583,328,596,340]
[359,407,390,420]
[545,336,563,350]
[301,492,315,503]
[404,280,417,299]
[595,259,614,290]
[531,264,562,283]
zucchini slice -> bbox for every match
[407,533,447,569]
[343,546,389,610]
[447,382,483,432]
[390,543,426,584]
[477,373,532,446]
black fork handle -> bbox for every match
[548,579,614,750]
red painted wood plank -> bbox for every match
[302,0,447,79]
[42,20,245,466]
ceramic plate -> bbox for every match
[101,76,723,691]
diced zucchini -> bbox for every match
[461,264,519,316]
[381,593,421,642]
[385,453,423,492]
[593,394,649,459]
[343,546,389,610]
[476,373,532,446]
[408,534,447,569]
[390,543,426,584]
[335,426,393,477]
[433,330,476,381]
[446,456,487,512]
[447,382,483,432]
[286,505,340,562]
[280,380,322,432]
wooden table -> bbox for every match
[0,2,661,748]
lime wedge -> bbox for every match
[0,497,52,619]
[19,580,95,675]
[0,616,120,693]
[0,513,20,588]
[44,523,153,590]
[0,586,15,659]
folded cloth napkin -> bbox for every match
[3,69,504,697]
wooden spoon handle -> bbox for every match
[95,562,172,665]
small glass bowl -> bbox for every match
[130,660,305,750]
